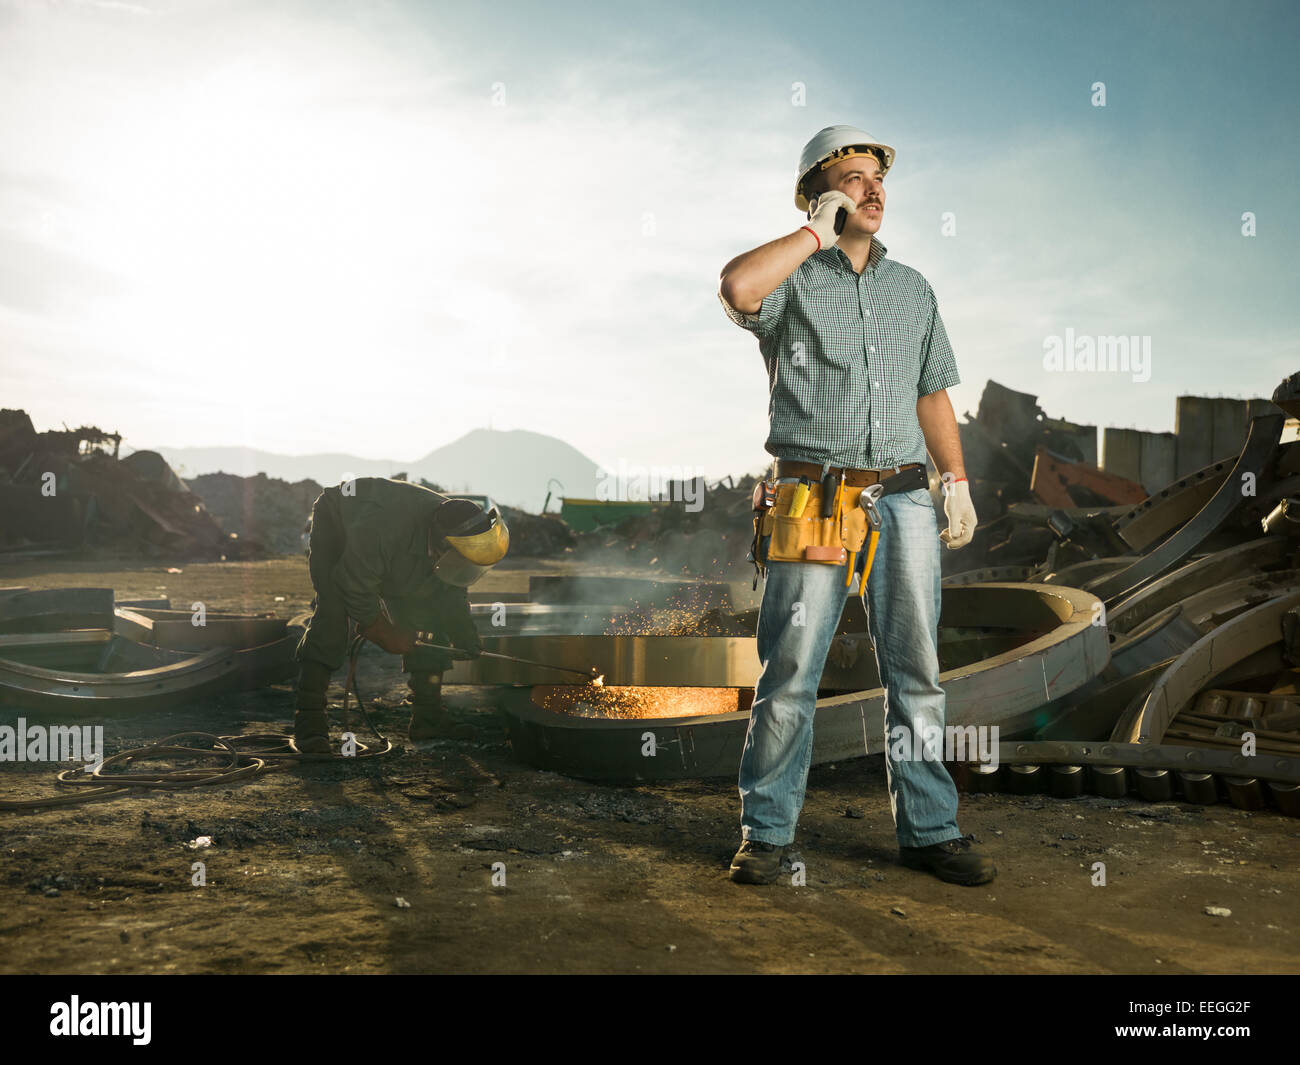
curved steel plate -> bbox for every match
[1092,413,1286,602]
[1118,589,1300,744]
[490,583,1109,781]
[1106,537,1292,634]
[0,635,299,715]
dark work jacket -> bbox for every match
[324,478,465,630]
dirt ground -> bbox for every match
[1,555,1298,975]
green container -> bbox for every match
[559,497,660,532]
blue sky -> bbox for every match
[1,0,1296,482]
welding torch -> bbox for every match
[414,634,604,684]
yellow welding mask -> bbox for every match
[430,500,510,586]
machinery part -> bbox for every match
[1049,763,1086,797]
[1262,496,1300,535]
[966,762,1003,792]
[956,732,1300,816]
[1005,764,1042,794]
[1090,764,1129,798]
[1223,776,1268,810]
[1135,767,1174,801]
[1267,781,1300,815]
[997,739,1300,785]
[1092,411,1286,603]
[1177,770,1219,804]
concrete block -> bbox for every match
[1102,427,1143,484]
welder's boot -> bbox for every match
[407,672,473,741]
[293,661,334,755]
[407,671,448,741]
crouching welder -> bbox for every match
[292,477,509,753]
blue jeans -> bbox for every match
[738,484,961,848]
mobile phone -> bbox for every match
[808,198,848,237]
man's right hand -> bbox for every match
[359,615,417,655]
[803,190,858,251]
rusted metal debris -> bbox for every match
[0,409,253,559]
[1029,444,1148,509]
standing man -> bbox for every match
[292,477,509,753]
[718,125,993,886]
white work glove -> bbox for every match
[802,190,858,251]
[940,479,977,549]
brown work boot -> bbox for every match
[293,662,333,755]
[408,701,449,741]
[292,710,332,755]
[900,836,997,886]
[406,672,472,742]
[729,839,787,885]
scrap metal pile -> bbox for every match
[564,476,760,577]
[185,471,323,556]
[0,410,252,560]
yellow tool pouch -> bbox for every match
[761,482,868,564]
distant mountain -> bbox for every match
[147,429,602,513]
[406,429,599,511]
[152,447,402,484]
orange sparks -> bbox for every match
[534,684,746,720]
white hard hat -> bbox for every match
[794,125,896,211]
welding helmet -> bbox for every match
[794,125,896,212]
[429,499,510,587]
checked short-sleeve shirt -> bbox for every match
[721,238,959,470]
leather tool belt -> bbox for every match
[747,463,930,590]
[775,459,925,487]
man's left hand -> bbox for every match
[939,479,977,549]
